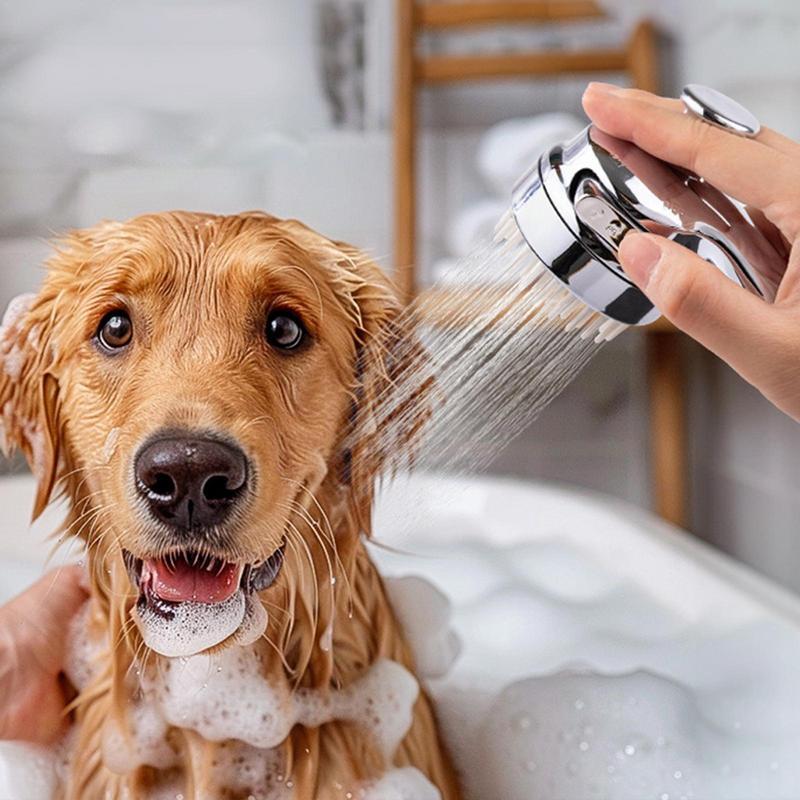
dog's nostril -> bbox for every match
[149,473,177,500]
[202,474,239,503]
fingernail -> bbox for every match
[618,233,662,287]
[585,81,623,98]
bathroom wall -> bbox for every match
[1,2,800,591]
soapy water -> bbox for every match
[368,475,800,800]
[9,508,796,800]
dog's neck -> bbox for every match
[63,470,419,798]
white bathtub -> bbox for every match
[2,472,800,799]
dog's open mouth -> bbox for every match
[123,547,284,658]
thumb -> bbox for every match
[618,232,781,379]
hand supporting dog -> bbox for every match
[0,566,87,744]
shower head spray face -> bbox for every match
[509,85,786,325]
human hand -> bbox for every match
[583,82,800,420]
[0,566,88,744]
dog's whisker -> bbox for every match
[282,499,338,641]
[282,493,353,629]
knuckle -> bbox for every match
[685,117,716,175]
[778,203,800,243]
[652,261,704,323]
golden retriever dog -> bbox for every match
[0,211,460,799]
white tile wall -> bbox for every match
[0,237,54,309]
[258,132,391,261]
[0,171,79,234]
[76,167,266,226]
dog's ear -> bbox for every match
[0,292,62,519]
[334,248,433,537]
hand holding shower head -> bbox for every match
[497,85,787,338]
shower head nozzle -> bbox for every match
[504,85,785,327]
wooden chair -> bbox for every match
[393,0,688,528]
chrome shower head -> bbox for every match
[504,85,786,326]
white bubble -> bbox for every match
[135,590,247,658]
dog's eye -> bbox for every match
[97,311,133,351]
[266,310,305,351]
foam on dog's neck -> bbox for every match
[53,585,441,798]
[95,645,420,796]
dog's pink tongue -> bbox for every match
[143,558,241,604]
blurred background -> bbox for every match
[1,0,800,592]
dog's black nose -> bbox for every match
[135,436,248,530]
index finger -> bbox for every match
[593,86,800,158]
[582,84,800,221]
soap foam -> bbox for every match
[0,742,58,800]
[103,696,175,775]
[384,576,460,679]
[140,649,418,758]
[0,293,35,381]
[370,500,800,800]
[358,767,441,800]
[135,588,250,657]
[100,649,419,796]
[63,601,99,691]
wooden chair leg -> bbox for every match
[647,331,688,528]
[394,0,417,303]
[627,20,658,93]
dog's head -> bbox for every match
[0,212,418,657]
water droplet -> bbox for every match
[579,741,590,752]
[660,794,670,800]
[524,760,537,773]
[574,698,585,710]
[513,713,532,731]
[319,623,334,653]
[624,744,636,756]
[674,770,683,780]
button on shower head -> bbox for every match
[499,85,786,328]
